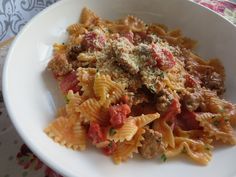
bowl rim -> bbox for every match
[2,0,236,176]
[2,0,73,176]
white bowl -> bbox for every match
[3,0,236,177]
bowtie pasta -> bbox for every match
[45,7,236,165]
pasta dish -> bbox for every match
[44,8,236,165]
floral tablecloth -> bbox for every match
[0,0,236,177]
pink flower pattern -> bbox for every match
[17,144,62,177]
[194,0,236,16]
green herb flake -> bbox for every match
[212,115,216,119]
[213,120,220,127]
[109,128,117,136]
[65,96,69,103]
[219,107,225,113]
[225,119,230,123]
[108,141,113,148]
[156,137,162,143]
[148,85,156,94]
[160,154,167,162]
[158,72,165,79]
[205,145,211,151]
[182,147,187,154]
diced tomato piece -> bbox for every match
[87,122,106,144]
[177,108,200,130]
[81,32,106,50]
[122,31,134,43]
[162,49,174,60]
[161,99,181,122]
[60,71,79,94]
[150,43,176,70]
[185,74,197,87]
[109,104,131,128]
[133,32,147,44]
[53,73,60,79]
[120,95,129,104]
[102,141,117,156]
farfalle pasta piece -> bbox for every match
[153,119,175,148]
[188,52,208,65]
[77,53,96,62]
[73,121,87,150]
[174,126,202,138]
[109,113,159,142]
[56,107,67,117]
[208,58,225,78]
[79,7,100,27]
[165,137,212,165]
[135,113,160,127]
[196,112,236,145]
[148,24,166,36]
[112,128,145,164]
[119,15,146,32]
[167,29,182,38]
[188,54,224,77]
[174,126,213,145]
[161,36,179,46]
[67,23,87,35]
[76,98,102,123]
[65,90,83,120]
[203,95,236,122]
[77,67,96,98]
[107,24,131,33]
[67,90,83,104]
[165,62,187,92]
[229,104,236,126]
[53,43,67,53]
[177,37,197,50]
[108,120,138,143]
[93,73,125,106]
[68,34,84,45]
[44,116,86,150]
[108,18,142,33]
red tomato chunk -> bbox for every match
[120,95,129,104]
[102,141,117,156]
[60,71,79,94]
[177,109,200,130]
[82,32,106,50]
[122,31,134,43]
[161,99,181,122]
[150,43,175,70]
[109,104,131,128]
[87,122,106,144]
[133,32,147,44]
[185,74,198,88]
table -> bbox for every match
[0,1,235,177]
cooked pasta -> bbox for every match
[45,7,236,165]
